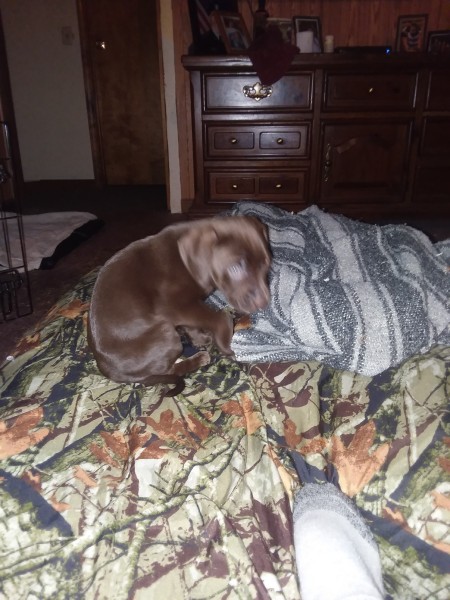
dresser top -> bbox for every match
[182,53,450,72]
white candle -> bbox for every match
[324,35,334,53]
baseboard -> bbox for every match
[23,179,98,195]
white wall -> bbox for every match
[159,0,181,213]
[0,0,94,181]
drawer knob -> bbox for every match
[277,138,284,145]
[275,183,282,189]
[232,184,238,189]
[230,138,238,144]
[368,87,375,94]
[242,81,273,102]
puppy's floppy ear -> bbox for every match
[248,216,269,242]
[178,225,218,290]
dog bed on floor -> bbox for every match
[0,267,449,599]
[0,212,103,270]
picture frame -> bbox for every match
[292,16,323,52]
[427,30,450,55]
[187,0,238,55]
[211,11,252,54]
[395,14,428,53]
[267,17,294,45]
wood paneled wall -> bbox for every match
[173,0,450,212]
[240,1,450,47]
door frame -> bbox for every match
[0,9,24,198]
[76,0,106,186]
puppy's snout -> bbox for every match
[245,286,270,311]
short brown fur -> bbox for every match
[87,216,271,394]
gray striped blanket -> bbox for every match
[208,202,450,375]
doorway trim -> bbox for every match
[76,0,105,186]
[158,0,182,213]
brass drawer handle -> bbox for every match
[275,183,282,189]
[243,81,273,102]
[232,184,238,189]
[368,87,375,94]
[277,138,284,145]
[230,138,238,144]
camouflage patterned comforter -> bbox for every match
[0,269,449,599]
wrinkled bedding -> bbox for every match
[209,202,450,375]
[0,269,449,599]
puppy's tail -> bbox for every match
[143,375,185,397]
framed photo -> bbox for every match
[427,30,450,55]
[211,11,252,54]
[293,16,322,52]
[395,14,428,53]
[267,18,294,45]
[187,0,238,55]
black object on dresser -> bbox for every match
[182,54,450,219]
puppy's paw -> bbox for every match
[234,314,252,332]
[173,350,211,375]
[196,350,211,367]
[213,311,234,355]
[220,345,235,357]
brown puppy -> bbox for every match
[87,215,271,393]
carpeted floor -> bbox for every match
[0,183,449,366]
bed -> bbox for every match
[1,203,449,599]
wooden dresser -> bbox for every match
[182,54,450,219]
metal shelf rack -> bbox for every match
[0,121,32,322]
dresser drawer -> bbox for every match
[212,175,255,196]
[204,74,313,111]
[421,118,450,156]
[426,70,450,110]
[207,170,307,204]
[259,175,301,195]
[206,124,310,158]
[414,165,450,202]
[324,72,417,110]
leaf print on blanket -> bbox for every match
[142,408,214,453]
[0,408,49,459]
[222,393,263,434]
[330,421,390,497]
[1,267,449,600]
